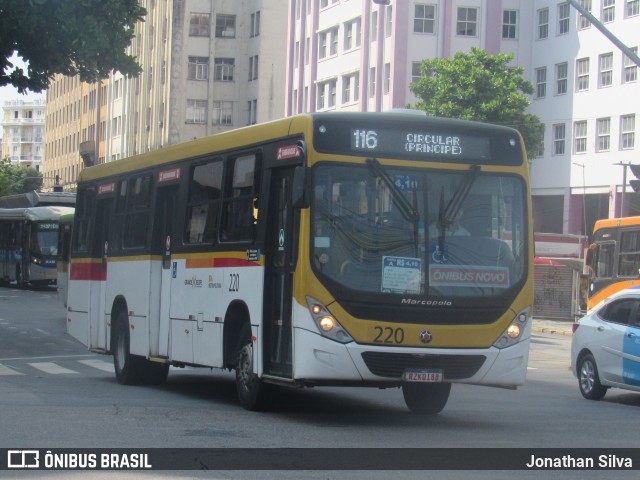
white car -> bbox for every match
[571,287,640,400]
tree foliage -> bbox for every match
[410,47,545,160]
[0,0,146,93]
[0,158,43,197]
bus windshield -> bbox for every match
[311,163,527,299]
[32,224,59,256]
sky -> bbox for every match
[1,53,47,139]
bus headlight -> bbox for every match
[31,256,42,265]
[306,296,353,344]
[493,307,530,349]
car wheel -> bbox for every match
[578,353,608,400]
[402,382,451,414]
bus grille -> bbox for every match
[361,352,486,380]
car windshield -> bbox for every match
[311,163,527,299]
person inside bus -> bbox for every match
[428,209,469,239]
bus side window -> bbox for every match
[184,160,223,244]
[221,154,259,243]
[73,187,95,253]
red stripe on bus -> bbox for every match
[185,257,259,269]
[70,262,107,281]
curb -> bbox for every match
[531,325,573,336]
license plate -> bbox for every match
[402,368,443,383]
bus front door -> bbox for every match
[90,200,111,351]
[263,167,296,378]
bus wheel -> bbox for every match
[235,322,270,411]
[113,311,144,385]
[402,382,451,414]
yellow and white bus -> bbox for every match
[67,112,533,413]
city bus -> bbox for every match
[57,212,74,305]
[0,206,75,288]
[586,216,640,310]
[66,112,533,414]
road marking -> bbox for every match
[35,328,50,336]
[0,364,24,376]
[0,354,95,362]
[28,362,79,375]
[78,359,113,372]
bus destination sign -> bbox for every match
[350,128,491,160]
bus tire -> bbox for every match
[402,382,451,414]
[235,322,271,411]
[113,310,145,385]
[577,353,607,401]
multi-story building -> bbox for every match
[44,0,288,186]
[285,0,640,238]
[1,99,46,171]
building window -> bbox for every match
[318,28,338,59]
[411,62,422,83]
[342,72,360,104]
[623,47,638,83]
[385,5,392,37]
[215,14,236,38]
[602,0,615,22]
[369,67,376,97]
[247,100,257,125]
[317,80,337,109]
[214,58,235,81]
[344,18,361,50]
[248,55,259,81]
[576,58,590,91]
[621,115,636,149]
[574,121,587,154]
[537,8,549,39]
[627,0,640,17]
[553,123,566,155]
[578,0,592,29]
[535,67,547,98]
[456,7,478,36]
[371,11,378,42]
[596,117,611,152]
[598,53,613,87]
[186,100,207,124]
[556,62,568,94]
[558,3,570,35]
[187,56,209,81]
[250,11,260,37]
[384,63,391,94]
[212,101,233,126]
[414,4,436,34]
[189,13,210,37]
[502,10,517,39]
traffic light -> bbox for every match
[630,164,640,192]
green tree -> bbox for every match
[0,158,43,197]
[410,47,544,160]
[0,0,146,93]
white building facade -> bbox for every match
[1,99,46,171]
[285,0,640,237]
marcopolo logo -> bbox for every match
[8,450,39,468]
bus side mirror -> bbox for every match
[292,166,309,209]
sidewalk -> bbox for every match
[532,318,574,336]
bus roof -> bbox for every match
[0,190,76,208]
[0,206,75,222]
[76,112,524,183]
[593,216,640,232]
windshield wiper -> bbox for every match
[439,164,480,229]
[366,158,420,223]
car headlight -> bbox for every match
[306,296,353,344]
[493,307,530,349]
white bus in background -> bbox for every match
[0,206,75,288]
